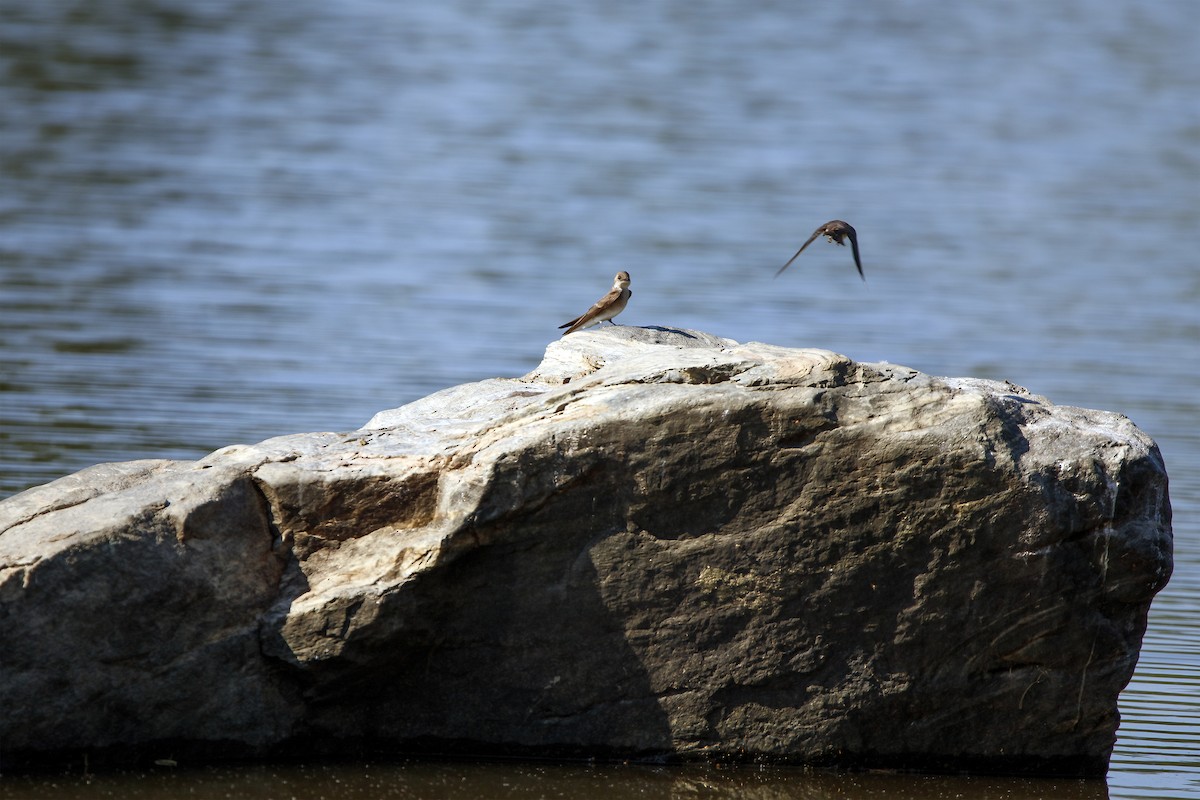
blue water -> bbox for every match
[1,2,1197,797]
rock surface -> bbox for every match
[0,327,1172,775]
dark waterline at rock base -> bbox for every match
[1,737,1110,781]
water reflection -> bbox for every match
[0,761,1112,800]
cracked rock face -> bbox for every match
[0,327,1172,775]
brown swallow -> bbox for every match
[775,220,864,280]
[559,271,632,335]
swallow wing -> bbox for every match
[561,287,619,335]
[775,227,824,277]
[846,229,865,280]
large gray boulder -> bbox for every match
[0,327,1172,775]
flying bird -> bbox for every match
[559,271,632,335]
[776,220,864,280]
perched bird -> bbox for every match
[776,220,864,281]
[559,271,632,335]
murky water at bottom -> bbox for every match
[0,760,1116,800]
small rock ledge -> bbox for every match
[0,327,1173,776]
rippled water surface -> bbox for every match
[1,2,1197,798]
